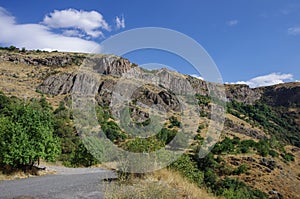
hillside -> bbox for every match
[0,48,299,199]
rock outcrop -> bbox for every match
[0,51,84,67]
[225,84,262,104]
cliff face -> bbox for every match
[225,84,262,104]
[1,50,299,108]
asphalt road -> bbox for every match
[0,167,116,199]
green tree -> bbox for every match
[0,101,60,168]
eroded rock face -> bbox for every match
[132,87,181,112]
[36,53,300,113]
[225,84,262,104]
[88,55,133,76]
[37,72,76,95]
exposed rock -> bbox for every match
[0,51,83,67]
[37,72,76,95]
[85,55,134,76]
[258,82,300,107]
[260,158,277,170]
[242,157,256,163]
[225,119,267,139]
[96,79,117,106]
[225,84,262,104]
[132,87,181,112]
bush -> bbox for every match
[234,164,248,175]
[156,127,177,144]
[281,152,295,162]
[123,137,164,153]
[170,154,204,186]
[269,150,279,158]
[68,142,99,167]
[256,140,270,157]
[168,116,181,128]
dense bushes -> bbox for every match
[227,100,300,147]
[170,151,268,199]
[53,100,100,167]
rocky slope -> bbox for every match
[0,49,299,198]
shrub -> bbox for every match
[168,116,181,128]
[156,127,177,144]
[170,154,204,186]
[281,152,295,162]
[234,164,248,175]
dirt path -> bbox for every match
[0,166,116,199]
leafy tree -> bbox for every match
[0,101,60,168]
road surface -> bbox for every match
[0,167,116,199]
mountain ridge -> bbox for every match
[0,48,299,199]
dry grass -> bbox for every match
[105,168,218,199]
[0,165,56,181]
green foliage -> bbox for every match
[101,120,127,142]
[156,127,177,144]
[8,45,17,51]
[123,137,164,153]
[269,149,279,158]
[67,142,99,167]
[0,97,60,168]
[281,152,295,162]
[196,94,211,106]
[96,106,127,142]
[20,47,26,53]
[53,100,100,167]
[168,116,181,128]
[196,152,219,171]
[212,137,235,154]
[215,178,268,199]
[233,164,249,175]
[170,154,204,186]
[227,100,300,147]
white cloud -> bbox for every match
[230,73,294,88]
[0,7,101,53]
[190,74,204,80]
[288,26,300,35]
[227,20,239,26]
[62,29,85,38]
[115,15,125,29]
[43,8,110,38]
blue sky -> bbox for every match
[0,0,299,87]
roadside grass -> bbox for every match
[105,168,218,199]
[0,160,61,180]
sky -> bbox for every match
[0,0,299,87]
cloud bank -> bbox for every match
[230,73,294,88]
[0,7,126,53]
